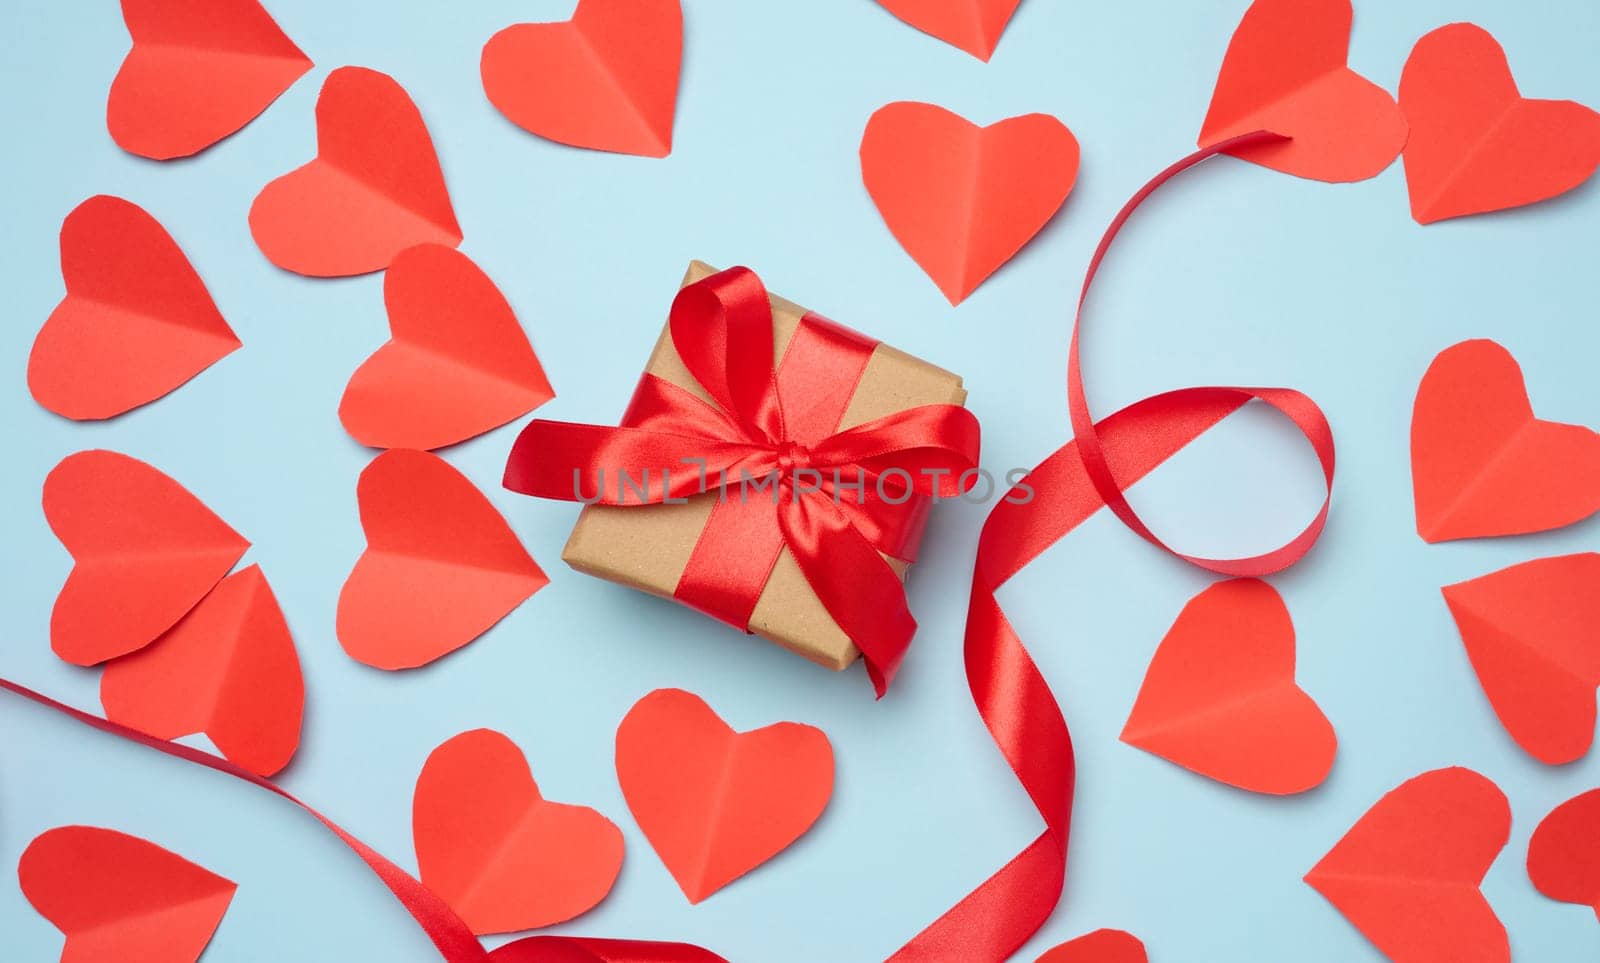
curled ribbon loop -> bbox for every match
[504,266,981,695]
[1068,131,1336,576]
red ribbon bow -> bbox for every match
[504,266,980,694]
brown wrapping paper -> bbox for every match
[561,262,967,670]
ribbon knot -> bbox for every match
[504,266,980,694]
[775,441,811,475]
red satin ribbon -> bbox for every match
[0,676,725,963]
[503,266,982,695]
[889,130,1335,960]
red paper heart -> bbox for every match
[872,0,1023,62]
[615,688,833,903]
[1442,553,1600,766]
[28,195,240,421]
[1528,788,1600,921]
[339,245,553,450]
[413,729,624,933]
[1035,929,1148,963]
[101,564,304,777]
[481,0,681,157]
[337,449,546,669]
[107,0,311,160]
[1401,23,1600,224]
[860,101,1078,304]
[1198,0,1407,182]
[1411,339,1600,542]
[1306,767,1511,963]
[1121,579,1336,794]
[45,450,249,666]
[249,67,462,277]
[19,825,236,963]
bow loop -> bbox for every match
[810,404,980,500]
[668,266,785,443]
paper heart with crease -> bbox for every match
[339,245,553,450]
[337,449,546,669]
[1401,23,1600,224]
[29,195,240,421]
[1035,928,1148,963]
[413,729,623,933]
[1306,767,1511,963]
[45,450,249,666]
[1411,339,1600,542]
[1442,553,1600,765]
[481,0,681,157]
[20,825,236,963]
[108,0,312,159]
[615,688,833,903]
[1121,578,1336,794]
[1528,788,1600,921]
[872,0,1023,62]
[860,101,1078,304]
[101,565,304,777]
[1198,0,1407,182]
[250,66,462,277]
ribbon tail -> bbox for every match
[889,390,1247,960]
[885,583,1070,963]
[780,495,916,697]
[0,676,726,963]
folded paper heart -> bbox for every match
[19,825,236,963]
[1528,788,1600,922]
[1198,0,1407,182]
[1411,339,1600,542]
[1401,23,1600,224]
[615,688,833,903]
[101,564,304,777]
[250,66,462,277]
[1306,767,1511,963]
[872,0,1023,62]
[28,195,240,421]
[340,244,553,450]
[45,449,249,666]
[414,729,623,934]
[338,449,547,669]
[481,0,681,157]
[860,102,1078,305]
[108,0,311,159]
[1442,553,1600,766]
[1121,578,1336,794]
[1035,929,1147,963]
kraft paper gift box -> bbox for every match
[559,261,968,670]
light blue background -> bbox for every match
[3,1,1598,960]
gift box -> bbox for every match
[504,262,977,691]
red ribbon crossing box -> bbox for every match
[503,262,979,694]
